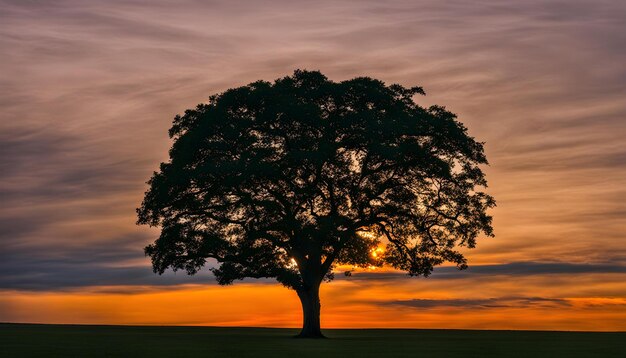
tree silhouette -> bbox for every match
[137,70,495,338]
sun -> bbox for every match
[371,246,385,258]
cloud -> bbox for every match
[4,259,626,291]
[376,295,626,310]
[0,127,148,206]
[464,262,626,275]
[344,262,626,282]
[379,296,571,309]
[0,263,215,291]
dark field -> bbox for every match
[1,323,624,357]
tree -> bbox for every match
[137,70,495,338]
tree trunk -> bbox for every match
[295,284,325,338]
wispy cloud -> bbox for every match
[379,296,571,309]
[345,262,626,282]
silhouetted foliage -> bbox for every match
[137,70,495,337]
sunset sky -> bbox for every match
[1,0,625,331]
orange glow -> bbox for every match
[2,272,626,331]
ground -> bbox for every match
[1,323,624,357]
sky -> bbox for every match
[1,0,625,331]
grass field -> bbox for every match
[1,323,624,357]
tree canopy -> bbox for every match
[137,70,495,337]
